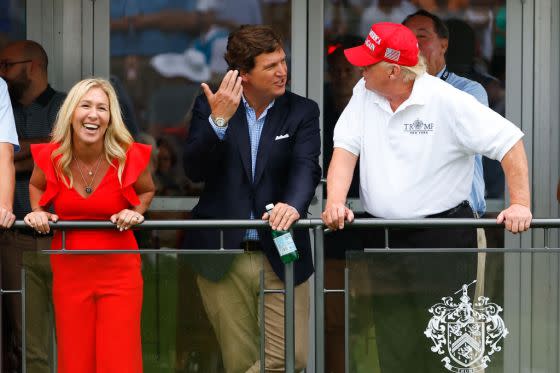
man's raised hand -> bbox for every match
[201,69,243,124]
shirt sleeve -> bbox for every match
[332,80,364,156]
[30,143,60,207]
[122,142,152,206]
[208,115,228,140]
[0,79,19,151]
[450,91,523,161]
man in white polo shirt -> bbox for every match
[321,22,531,372]
[322,22,531,233]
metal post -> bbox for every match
[344,267,349,373]
[154,231,161,360]
[52,321,57,373]
[21,268,26,373]
[314,226,325,373]
[260,270,265,373]
[0,257,3,373]
[285,261,295,372]
[384,228,389,249]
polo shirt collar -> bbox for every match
[17,85,56,108]
[436,65,447,79]
[368,73,428,113]
[403,73,428,107]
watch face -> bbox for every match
[215,117,227,127]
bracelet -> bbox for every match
[31,207,44,212]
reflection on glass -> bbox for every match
[110,1,292,371]
[324,2,508,372]
[323,0,507,213]
[0,0,26,50]
[110,0,292,200]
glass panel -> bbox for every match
[0,0,26,49]
[347,250,520,373]
[141,252,229,373]
[23,251,245,373]
[25,231,310,373]
[1,3,31,371]
[323,4,509,365]
[323,0,508,215]
[109,0,292,198]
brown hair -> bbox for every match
[224,25,283,73]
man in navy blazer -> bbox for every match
[183,25,321,372]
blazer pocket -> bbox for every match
[274,134,290,140]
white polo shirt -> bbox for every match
[0,79,18,150]
[333,73,523,218]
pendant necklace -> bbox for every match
[74,154,103,194]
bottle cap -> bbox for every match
[265,203,274,212]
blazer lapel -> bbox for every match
[230,107,253,183]
[253,95,288,185]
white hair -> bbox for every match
[378,53,427,83]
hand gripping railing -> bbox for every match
[3,218,560,373]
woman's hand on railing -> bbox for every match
[322,202,354,231]
[110,209,145,232]
[24,209,59,234]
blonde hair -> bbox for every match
[378,53,427,83]
[50,78,133,188]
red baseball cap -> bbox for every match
[344,22,419,67]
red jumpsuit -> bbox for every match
[31,142,151,373]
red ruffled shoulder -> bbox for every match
[122,142,152,206]
[30,143,61,207]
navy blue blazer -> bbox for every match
[182,90,321,285]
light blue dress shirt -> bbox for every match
[209,96,275,240]
[437,66,489,216]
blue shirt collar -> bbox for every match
[242,95,275,120]
[436,65,447,79]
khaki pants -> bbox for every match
[0,230,53,373]
[197,252,309,373]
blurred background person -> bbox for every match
[110,0,207,132]
[359,0,417,36]
[0,40,65,373]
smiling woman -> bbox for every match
[23,78,155,373]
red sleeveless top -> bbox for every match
[31,142,151,251]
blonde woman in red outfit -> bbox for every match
[23,78,155,373]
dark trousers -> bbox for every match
[325,201,478,373]
[362,201,478,373]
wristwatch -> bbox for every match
[213,116,228,128]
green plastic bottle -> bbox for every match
[265,203,299,264]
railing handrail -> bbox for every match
[9,218,560,230]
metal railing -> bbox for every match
[2,218,560,373]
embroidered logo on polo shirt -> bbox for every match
[403,119,435,135]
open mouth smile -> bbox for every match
[83,123,100,131]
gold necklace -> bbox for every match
[74,154,103,194]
